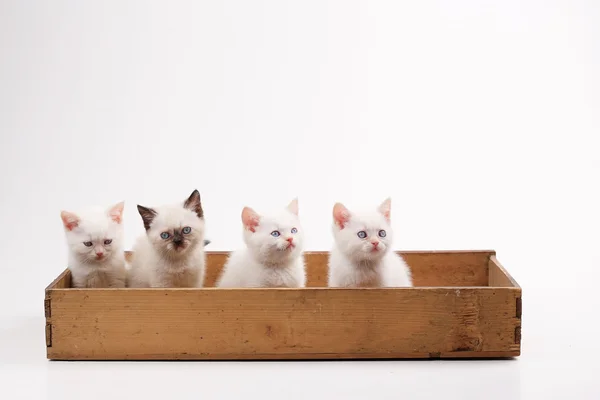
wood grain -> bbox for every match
[45,266,71,348]
[488,256,520,288]
[401,251,492,287]
[59,251,493,289]
[45,250,522,360]
[45,268,71,291]
[203,251,493,288]
[46,286,520,360]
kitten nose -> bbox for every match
[286,237,294,244]
[96,251,104,257]
[371,240,379,248]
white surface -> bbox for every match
[1,0,599,399]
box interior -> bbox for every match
[48,250,518,290]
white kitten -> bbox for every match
[217,199,306,288]
[328,198,413,288]
[128,190,206,288]
[60,202,127,288]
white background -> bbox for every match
[1,0,599,399]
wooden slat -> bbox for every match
[488,256,522,347]
[45,268,71,291]
[488,256,520,288]
[47,350,519,360]
[205,251,493,288]
[47,286,520,360]
[58,251,492,288]
[401,251,492,287]
[204,252,229,287]
[437,350,518,359]
[45,268,71,349]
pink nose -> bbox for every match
[371,241,379,248]
[96,252,104,257]
[286,237,294,244]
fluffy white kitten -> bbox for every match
[60,202,127,288]
[217,199,306,288]
[128,190,206,288]
[328,198,413,288]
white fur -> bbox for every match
[218,201,306,288]
[128,201,206,288]
[61,204,127,288]
[328,200,413,288]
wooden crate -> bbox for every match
[44,250,521,360]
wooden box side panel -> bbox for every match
[488,256,522,348]
[45,269,72,348]
[401,251,491,287]
[203,251,494,288]
[47,287,520,360]
[488,256,520,288]
[45,269,71,291]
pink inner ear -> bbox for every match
[242,207,260,233]
[379,198,391,222]
[333,203,350,229]
[380,208,390,221]
[108,201,125,224]
[61,211,80,231]
[287,198,299,216]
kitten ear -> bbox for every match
[242,207,260,233]
[378,197,391,222]
[184,189,204,219]
[137,205,157,231]
[333,203,351,229]
[60,211,80,231]
[107,201,125,224]
[287,198,299,215]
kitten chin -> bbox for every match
[217,199,306,288]
[328,199,413,288]
[60,202,127,288]
[128,190,207,288]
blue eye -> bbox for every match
[104,239,112,245]
[378,230,387,238]
[291,227,298,234]
[357,231,367,239]
[182,226,192,234]
[160,232,170,240]
[83,241,93,247]
[271,231,281,237]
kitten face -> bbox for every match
[137,190,205,258]
[332,198,393,262]
[242,199,304,265]
[61,202,125,264]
